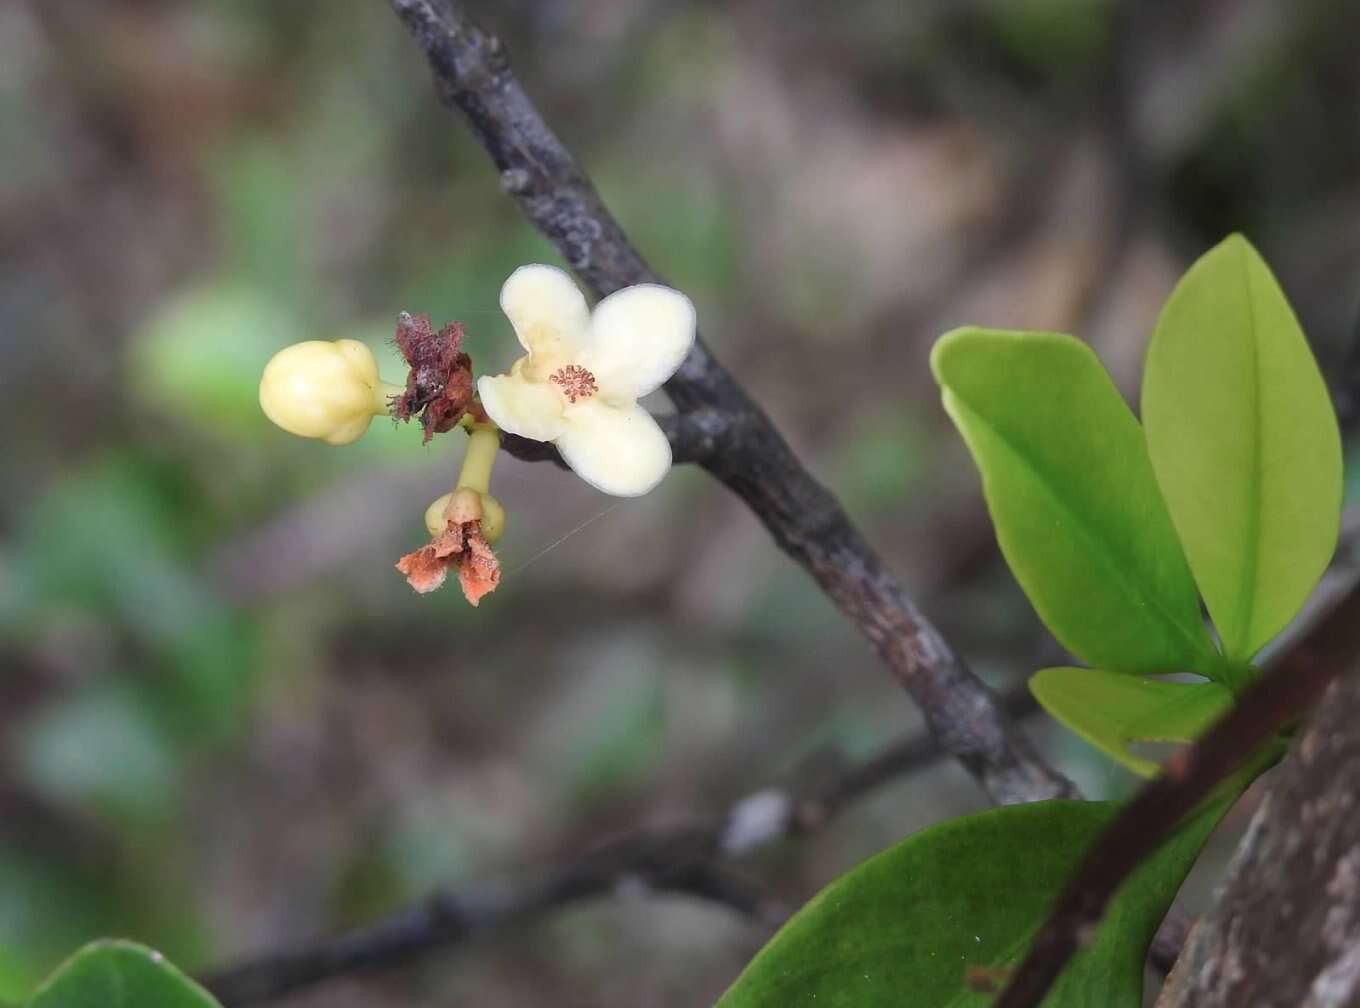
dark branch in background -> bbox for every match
[203,853,760,1006]
[994,580,1360,1008]
[387,0,1073,808]
[201,688,1038,1006]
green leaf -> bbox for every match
[1143,234,1342,664]
[931,329,1220,677]
[27,941,220,1008]
[719,795,1231,1007]
[1030,668,1232,777]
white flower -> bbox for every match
[477,264,696,497]
[259,339,389,445]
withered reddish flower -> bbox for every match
[392,312,484,442]
[395,519,501,605]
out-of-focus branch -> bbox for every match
[386,0,1074,808]
[200,691,1035,1005]
[994,579,1360,1008]
[201,848,763,1006]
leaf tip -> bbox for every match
[929,327,977,386]
[1207,232,1268,275]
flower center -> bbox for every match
[549,364,598,404]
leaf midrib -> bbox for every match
[1232,245,1263,661]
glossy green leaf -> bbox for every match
[1143,235,1342,664]
[1030,668,1232,777]
[719,794,1232,1007]
[26,941,220,1008]
[932,329,1220,677]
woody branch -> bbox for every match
[387,0,1074,809]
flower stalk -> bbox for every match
[456,422,500,495]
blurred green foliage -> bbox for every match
[988,0,1113,77]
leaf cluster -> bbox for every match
[720,236,1342,1007]
[934,234,1339,772]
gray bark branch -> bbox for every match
[387,0,1074,808]
[1157,672,1360,1008]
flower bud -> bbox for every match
[259,339,385,445]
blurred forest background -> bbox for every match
[3,1,1360,1005]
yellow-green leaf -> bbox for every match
[1143,235,1342,664]
[932,328,1220,678]
[1030,668,1232,777]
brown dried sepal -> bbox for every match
[392,311,486,443]
[456,523,501,605]
[395,519,501,606]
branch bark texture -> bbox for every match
[387,0,1073,807]
[1156,670,1360,1008]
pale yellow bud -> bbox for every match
[259,339,387,445]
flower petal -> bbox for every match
[457,524,501,606]
[395,544,450,594]
[556,400,672,497]
[500,264,591,360]
[478,372,566,442]
[579,284,696,399]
